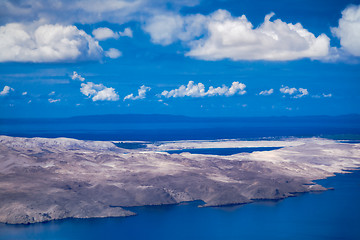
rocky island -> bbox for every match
[0,136,359,224]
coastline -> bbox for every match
[1,170,360,240]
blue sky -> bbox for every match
[0,0,359,118]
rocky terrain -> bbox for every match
[0,136,359,224]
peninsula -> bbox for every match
[0,136,359,224]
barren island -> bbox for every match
[0,136,359,224]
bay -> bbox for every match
[165,147,282,155]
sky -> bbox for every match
[0,0,360,118]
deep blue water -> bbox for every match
[165,147,282,155]
[1,171,359,240]
[1,114,360,141]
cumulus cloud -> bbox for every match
[322,93,332,98]
[0,86,14,96]
[294,88,308,98]
[0,0,144,25]
[145,10,330,61]
[144,10,330,61]
[161,81,246,98]
[80,82,119,101]
[0,23,103,62]
[313,93,332,98]
[22,91,27,95]
[71,71,85,81]
[0,0,340,62]
[259,89,274,96]
[119,27,133,37]
[105,48,122,59]
[92,27,119,40]
[332,4,360,57]
[0,0,198,26]
[92,27,133,40]
[124,85,151,100]
[187,10,330,61]
[280,86,297,95]
[48,98,60,103]
[144,13,207,45]
[280,86,308,98]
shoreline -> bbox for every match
[3,170,358,226]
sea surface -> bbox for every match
[165,147,282,155]
[1,114,360,141]
[1,171,359,240]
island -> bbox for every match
[0,135,359,224]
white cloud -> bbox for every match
[0,0,198,27]
[280,86,308,98]
[105,48,122,59]
[0,0,145,25]
[71,71,85,81]
[92,27,119,40]
[312,93,332,98]
[294,88,308,98]
[22,91,27,95]
[259,89,274,96]
[80,82,119,101]
[124,85,151,100]
[0,86,14,96]
[161,81,246,98]
[332,5,360,56]
[187,10,330,61]
[0,23,103,62]
[49,91,55,96]
[144,13,207,45]
[280,86,297,95]
[93,27,133,40]
[48,98,60,103]
[119,27,133,37]
[144,10,330,61]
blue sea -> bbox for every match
[0,115,360,239]
[0,114,360,141]
[165,147,282,155]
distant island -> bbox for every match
[0,136,359,224]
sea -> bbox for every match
[0,115,359,240]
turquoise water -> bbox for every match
[1,171,359,240]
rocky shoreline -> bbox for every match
[0,136,359,224]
